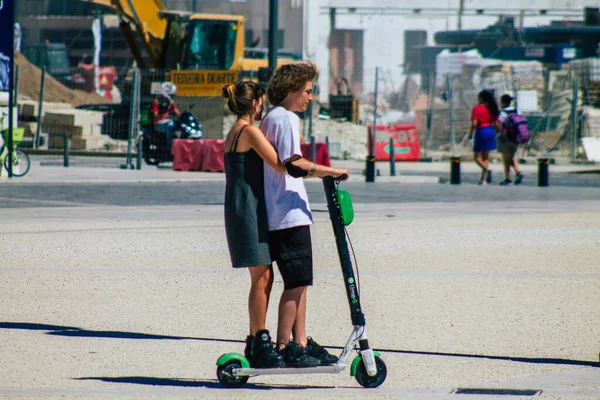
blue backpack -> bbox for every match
[505,110,529,144]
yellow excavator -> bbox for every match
[84,0,248,96]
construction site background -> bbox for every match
[3,51,600,167]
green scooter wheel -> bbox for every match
[355,356,387,388]
[216,360,249,388]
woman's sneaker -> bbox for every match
[279,341,320,368]
[244,335,253,361]
[305,337,338,365]
[251,330,285,368]
[499,179,513,186]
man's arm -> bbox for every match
[286,157,349,180]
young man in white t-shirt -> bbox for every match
[260,61,349,367]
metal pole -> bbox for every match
[570,75,578,160]
[7,30,15,178]
[458,0,464,30]
[268,0,278,71]
[366,67,379,183]
[63,133,70,167]
[126,68,140,169]
[14,66,19,108]
[389,137,395,176]
[308,101,314,140]
[136,135,142,170]
[34,68,46,150]
[302,113,307,142]
[373,68,379,153]
[447,74,456,156]
[425,71,435,157]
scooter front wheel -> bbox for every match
[355,356,387,388]
[216,360,249,388]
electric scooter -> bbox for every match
[216,175,387,388]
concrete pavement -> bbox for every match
[1,156,598,185]
[0,159,599,399]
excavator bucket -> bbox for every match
[82,0,167,64]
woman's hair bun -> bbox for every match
[222,83,235,100]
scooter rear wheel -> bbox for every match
[355,356,387,388]
[216,360,249,388]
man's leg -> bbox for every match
[276,286,305,349]
[291,285,308,347]
[512,148,523,184]
[270,226,320,367]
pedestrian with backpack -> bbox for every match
[497,94,527,185]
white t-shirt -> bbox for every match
[260,106,313,231]
[498,106,517,125]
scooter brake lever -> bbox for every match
[336,174,349,183]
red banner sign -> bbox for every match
[367,124,420,161]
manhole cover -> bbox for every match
[453,388,541,396]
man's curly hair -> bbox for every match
[267,61,318,107]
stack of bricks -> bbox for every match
[17,100,108,151]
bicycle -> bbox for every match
[0,113,31,177]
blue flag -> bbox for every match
[0,0,15,91]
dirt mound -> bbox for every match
[15,52,112,107]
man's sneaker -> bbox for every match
[279,341,320,368]
[305,337,338,365]
[252,330,285,368]
[499,179,513,186]
[244,335,253,361]
[514,172,523,185]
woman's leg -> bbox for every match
[479,151,490,182]
[248,265,274,336]
[474,151,487,181]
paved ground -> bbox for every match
[0,159,599,399]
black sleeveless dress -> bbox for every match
[224,125,272,267]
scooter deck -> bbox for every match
[234,364,346,377]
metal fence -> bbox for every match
[328,59,599,163]
[10,58,600,172]
[412,57,600,162]
[13,66,230,168]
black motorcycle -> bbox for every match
[141,105,203,166]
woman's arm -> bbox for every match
[246,126,286,173]
[494,119,503,132]
[468,120,478,138]
[288,157,349,180]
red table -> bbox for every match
[300,142,331,167]
[172,139,330,172]
[172,139,226,172]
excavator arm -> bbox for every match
[82,0,167,67]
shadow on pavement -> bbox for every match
[2,321,598,368]
[0,321,241,343]
[372,347,600,368]
[76,376,336,390]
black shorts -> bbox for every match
[268,225,313,290]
